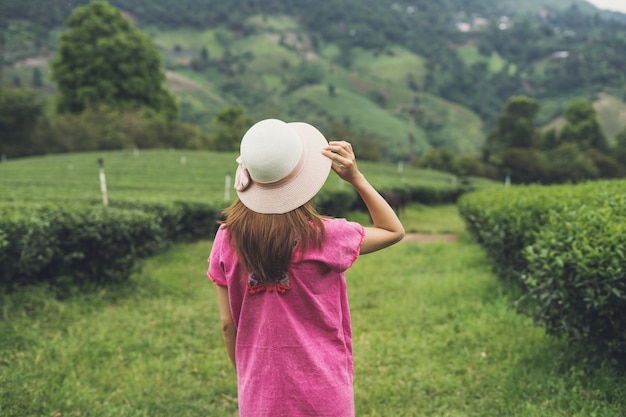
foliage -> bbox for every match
[560,98,610,152]
[325,122,384,162]
[50,2,178,120]
[485,96,540,157]
[483,96,623,184]
[499,147,549,184]
[545,143,599,183]
[616,127,626,165]
[0,199,224,288]
[458,179,626,359]
[524,199,626,360]
[0,98,210,158]
[0,88,46,157]
[211,106,253,152]
[0,204,166,287]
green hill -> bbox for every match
[3,0,626,159]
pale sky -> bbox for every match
[585,0,626,14]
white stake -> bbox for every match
[98,158,109,206]
[224,173,231,201]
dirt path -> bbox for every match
[402,233,458,243]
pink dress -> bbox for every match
[208,218,365,417]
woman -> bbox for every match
[208,118,404,416]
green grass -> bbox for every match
[2,206,624,416]
[352,46,427,86]
[0,150,472,207]
[245,14,301,32]
[456,45,514,74]
[286,84,429,157]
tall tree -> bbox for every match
[0,88,46,157]
[212,106,252,152]
[484,95,540,158]
[559,98,609,152]
[51,1,177,120]
[615,127,626,167]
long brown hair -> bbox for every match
[221,199,326,283]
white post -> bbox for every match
[98,158,109,206]
[180,155,187,165]
[397,161,404,175]
[133,146,139,158]
[224,173,231,201]
[505,174,511,188]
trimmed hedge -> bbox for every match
[0,179,472,289]
[0,201,223,288]
[458,180,626,359]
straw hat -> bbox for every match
[234,119,332,214]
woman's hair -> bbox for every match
[221,199,326,283]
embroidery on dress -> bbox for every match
[247,271,290,294]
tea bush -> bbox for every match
[523,197,626,359]
[0,200,223,288]
[0,204,166,287]
[458,180,626,359]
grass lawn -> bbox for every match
[1,206,625,416]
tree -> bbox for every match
[615,127,626,167]
[212,106,252,152]
[545,143,599,183]
[0,88,46,157]
[559,98,609,153]
[499,148,548,184]
[484,96,540,158]
[32,67,43,87]
[51,1,177,120]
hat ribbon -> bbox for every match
[234,156,251,191]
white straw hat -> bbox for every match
[234,119,332,214]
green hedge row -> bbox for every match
[0,180,470,289]
[458,180,626,359]
[0,201,222,288]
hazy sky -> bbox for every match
[585,0,626,14]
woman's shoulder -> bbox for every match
[322,217,365,240]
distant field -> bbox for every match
[0,149,472,206]
[286,85,427,158]
[352,46,427,86]
[456,45,514,74]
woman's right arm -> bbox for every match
[322,141,405,254]
[217,286,237,368]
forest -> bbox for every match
[5,0,626,124]
[2,0,626,183]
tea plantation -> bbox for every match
[458,179,626,360]
[0,149,480,288]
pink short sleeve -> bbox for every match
[207,225,228,287]
[319,218,365,273]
